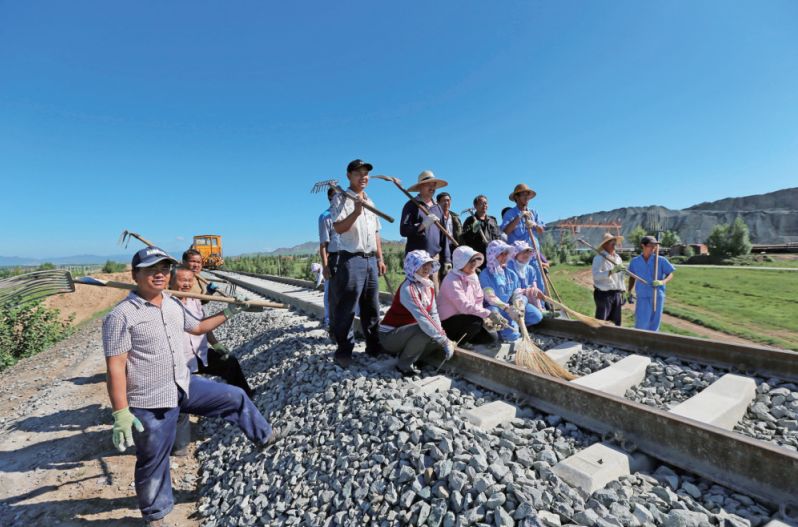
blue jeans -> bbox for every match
[130,376,271,521]
[331,253,381,357]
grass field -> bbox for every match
[549,263,798,350]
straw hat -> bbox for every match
[508,183,537,201]
[408,170,448,193]
[598,232,624,250]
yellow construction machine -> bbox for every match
[192,234,224,269]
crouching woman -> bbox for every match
[437,245,498,347]
[479,240,543,342]
[379,250,454,376]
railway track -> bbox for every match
[210,269,798,522]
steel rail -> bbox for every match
[220,271,798,381]
[215,270,798,508]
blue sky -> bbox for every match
[1,1,796,258]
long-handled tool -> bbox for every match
[513,298,577,380]
[118,230,157,248]
[523,216,563,306]
[540,293,605,328]
[0,270,287,310]
[371,175,458,247]
[652,244,659,313]
[577,238,649,285]
[434,333,467,374]
[311,179,395,223]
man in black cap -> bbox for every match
[330,159,387,367]
[102,246,278,526]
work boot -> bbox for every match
[333,353,352,368]
[397,364,420,378]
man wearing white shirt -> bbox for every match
[591,233,626,326]
[330,159,387,367]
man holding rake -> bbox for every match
[102,246,277,526]
[330,159,387,367]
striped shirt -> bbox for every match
[102,291,200,408]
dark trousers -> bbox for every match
[594,289,624,326]
[130,376,272,521]
[197,346,254,398]
[441,314,498,345]
[331,253,381,357]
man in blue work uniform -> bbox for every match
[500,183,547,295]
[318,187,341,329]
[627,236,676,331]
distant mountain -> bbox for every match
[0,254,132,267]
[548,187,797,246]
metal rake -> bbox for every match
[0,270,286,310]
[311,179,395,223]
[0,270,76,307]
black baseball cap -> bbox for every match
[131,246,179,268]
[347,159,373,173]
[640,236,660,246]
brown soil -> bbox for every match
[43,272,135,326]
[0,316,201,525]
[571,269,760,346]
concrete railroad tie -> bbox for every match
[669,374,756,430]
[570,354,651,397]
[464,400,518,431]
[552,442,631,496]
[545,341,583,367]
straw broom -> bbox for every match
[511,298,577,380]
[540,293,606,329]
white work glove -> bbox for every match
[442,339,455,360]
[421,213,440,230]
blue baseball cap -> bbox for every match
[131,246,178,268]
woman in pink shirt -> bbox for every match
[438,246,499,348]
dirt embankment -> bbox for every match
[0,321,201,526]
[44,272,134,325]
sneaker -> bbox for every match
[397,364,420,377]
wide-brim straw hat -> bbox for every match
[408,170,448,193]
[508,183,537,201]
[598,232,624,250]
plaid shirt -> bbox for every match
[102,291,200,408]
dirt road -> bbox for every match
[0,320,201,526]
[44,272,134,325]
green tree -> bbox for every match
[706,218,752,257]
[627,225,648,248]
[706,223,731,257]
[660,230,681,248]
[36,262,56,271]
[728,217,753,256]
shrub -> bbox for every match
[102,260,127,273]
[0,302,74,371]
[626,225,647,249]
[660,230,681,248]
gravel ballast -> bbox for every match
[192,293,778,527]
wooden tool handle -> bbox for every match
[380,176,458,246]
[335,185,395,223]
[577,238,649,285]
[86,280,287,308]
